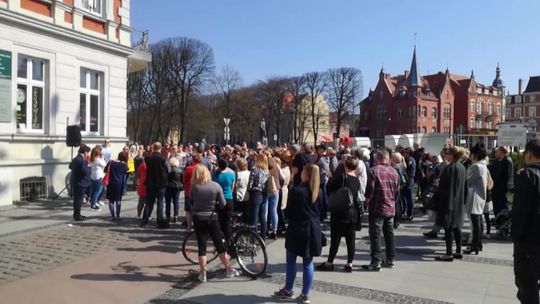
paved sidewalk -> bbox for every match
[150,216,518,304]
[0,196,519,304]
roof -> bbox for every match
[406,47,422,87]
[524,76,540,93]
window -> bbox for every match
[477,121,482,129]
[529,106,536,118]
[17,56,46,132]
[530,95,536,103]
[515,108,522,118]
[421,107,427,118]
[469,116,475,128]
[431,107,437,118]
[497,104,502,115]
[431,127,436,133]
[470,100,475,112]
[477,101,483,113]
[421,127,427,134]
[443,104,451,119]
[488,101,493,115]
[80,68,102,134]
[487,122,493,129]
[82,0,103,15]
[506,108,512,118]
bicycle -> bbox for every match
[181,212,268,278]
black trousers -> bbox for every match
[73,185,87,218]
[470,214,482,249]
[328,222,356,264]
[514,243,540,304]
[193,217,226,256]
[444,228,462,255]
[277,190,287,232]
[218,199,233,245]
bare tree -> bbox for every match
[286,76,307,144]
[167,37,215,143]
[303,71,328,144]
[127,70,149,142]
[327,67,363,138]
[213,66,242,118]
[257,77,289,145]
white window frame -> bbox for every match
[470,100,475,112]
[529,106,536,118]
[80,68,102,135]
[506,108,512,119]
[477,101,483,113]
[516,108,522,118]
[497,104,502,116]
[82,0,105,17]
[488,101,493,115]
[16,55,46,134]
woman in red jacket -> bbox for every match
[137,160,148,219]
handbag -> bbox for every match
[102,162,111,186]
[265,174,276,193]
[328,174,354,213]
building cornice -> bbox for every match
[0,7,133,56]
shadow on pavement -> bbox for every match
[148,293,273,304]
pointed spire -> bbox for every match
[470,69,475,79]
[407,46,422,88]
[492,63,503,88]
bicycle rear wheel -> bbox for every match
[233,228,268,277]
[182,230,219,265]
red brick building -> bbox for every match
[359,48,504,140]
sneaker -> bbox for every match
[226,268,240,278]
[315,263,334,271]
[361,262,381,272]
[296,294,310,304]
[90,205,101,211]
[198,271,207,283]
[382,260,395,269]
[98,202,105,207]
[273,288,293,300]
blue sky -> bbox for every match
[131,0,540,96]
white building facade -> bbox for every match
[0,0,149,205]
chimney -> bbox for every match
[404,70,409,79]
[518,79,523,95]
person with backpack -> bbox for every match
[315,144,330,221]
[391,152,407,228]
[512,139,540,304]
[316,156,362,273]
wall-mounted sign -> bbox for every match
[0,50,12,123]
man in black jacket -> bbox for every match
[69,144,91,221]
[490,146,514,216]
[141,142,170,228]
[512,139,540,304]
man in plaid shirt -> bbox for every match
[362,150,401,271]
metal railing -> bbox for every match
[131,29,149,51]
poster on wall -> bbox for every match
[0,50,12,123]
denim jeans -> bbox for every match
[285,250,314,296]
[165,187,180,218]
[249,191,268,239]
[90,179,104,207]
[368,213,396,264]
[404,181,415,217]
[267,191,279,233]
[145,185,166,221]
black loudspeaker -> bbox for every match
[66,125,82,147]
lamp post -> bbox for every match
[260,118,267,146]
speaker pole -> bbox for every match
[53,117,73,201]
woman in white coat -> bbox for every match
[465,143,488,255]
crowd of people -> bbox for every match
[69,138,540,304]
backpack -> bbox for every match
[328,175,354,213]
[396,166,407,188]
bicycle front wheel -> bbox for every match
[233,228,268,278]
[182,230,219,265]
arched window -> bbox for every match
[469,116,475,128]
[488,100,493,114]
[421,107,427,118]
[470,100,475,112]
[477,101,483,113]
[443,104,451,119]
[431,107,437,118]
[497,104,502,115]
